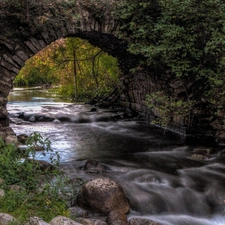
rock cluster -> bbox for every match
[0,173,162,225]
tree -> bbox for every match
[57,38,120,101]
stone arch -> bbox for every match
[0,0,139,139]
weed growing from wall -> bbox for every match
[146,91,196,130]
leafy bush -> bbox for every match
[116,0,225,124]
[146,91,196,129]
[0,133,59,189]
[0,133,80,223]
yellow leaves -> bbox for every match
[45,199,51,206]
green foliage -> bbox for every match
[14,43,60,87]
[81,0,117,22]
[14,38,120,101]
[116,0,225,82]
[116,0,225,125]
[0,184,70,222]
[0,133,60,189]
[146,91,195,128]
[0,133,80,222]
[53,37,120,101]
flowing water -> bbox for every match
[7,87,225,225]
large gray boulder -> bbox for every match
[0,213,17,225]
[77,178,130,215]
[50,216,82,225]
[83,159,107,174]
[25,216,49,225]
[76,218,108,225]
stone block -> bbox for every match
[0,59,19,74]
[12,55,24,67]
[0,97,8,106]
[60,25,68,37]
[30,37,42,51]
[48,28,58,42]
[135,103,142,112]
[128,90,135,102]
[3,54,20,68]
[0,40,14,51]
[131,103,136,110]
[119,101,131,109]
[0,85,11,97]
[38,39,46,48]
[41,30,51,44]
[0,106,8,118]
[169,78,183,89]
[15,49,29,62]
[24,41,39,54]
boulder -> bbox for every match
[50,216,82,225]
[0,213,17,225]
[27,159,55,171]
[76,218,107,225]
[52,119,61,124]
[25,216,49,225]
[106,211,128,225]
[84,159,107,174]
[189,154,206,161]
[77,178,130,215]
[90,108,97,112]
[9,184,23,191]
[17,133,29,144]
[69,206,90,218]
[29,116,36,122]
[129,218,163,225]
[4,135,18,146]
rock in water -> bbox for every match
[84,159,107,174]
[77,178,130,215]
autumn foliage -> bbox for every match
[14,38,120,101]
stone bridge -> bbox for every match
[0,0,221,142]
[0,0,147,141]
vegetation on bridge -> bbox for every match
[2,0,225,129]
[115,0,225,129]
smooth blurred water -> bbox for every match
[7,87,225,225]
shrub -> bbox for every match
[0,133,79,223]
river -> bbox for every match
[7,87,225,225]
